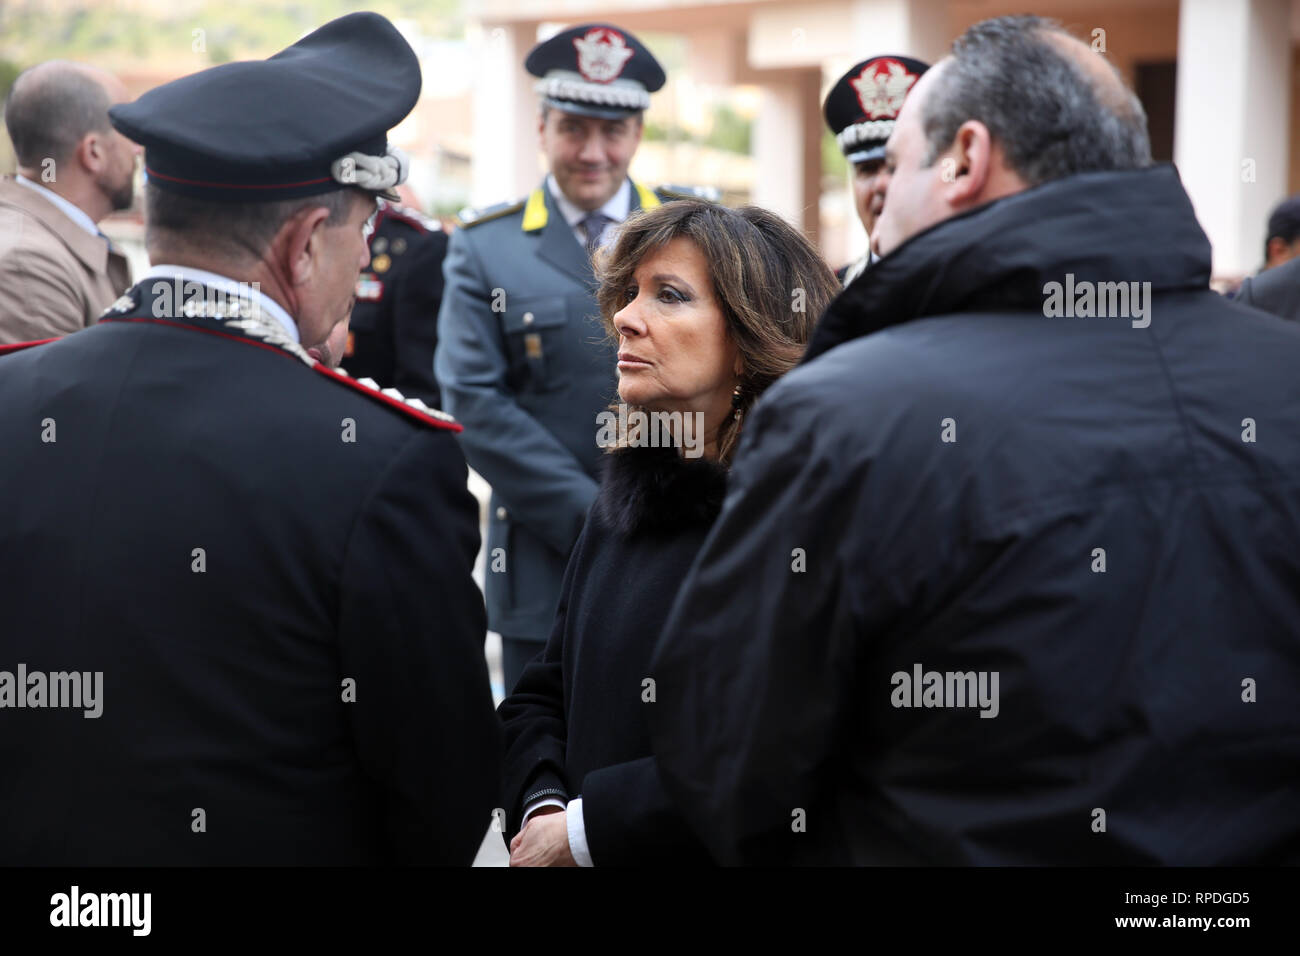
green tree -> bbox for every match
[822,129,847,180]
[0,58,19,174]
[0,58,21,99]
[705,104,750,154]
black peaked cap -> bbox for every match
[823,55,928,164]
[526,23,665,120]
[109,12,421,201]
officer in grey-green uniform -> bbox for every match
[435,23,708,691]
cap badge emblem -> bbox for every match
[574,28,634,84]
[852,58,918,119]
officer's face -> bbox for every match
[539,108,643,211]
[296,192,375,351]
[851,158,886,236]
[307,316,350,368]
[612,237,741,447]
[871,65,956,256]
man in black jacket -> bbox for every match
[648,15,1300,865]
[0,13,501,865]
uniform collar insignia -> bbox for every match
[634,181,660,211]
[224,313,315,366]
[102,291,140,316]
[522,188,549,231]
[115,279,317,366]
[522,179,659,233]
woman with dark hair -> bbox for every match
[499,199,839,866]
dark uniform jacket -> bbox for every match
[834,249,872,287]
[0,280,501,865]
[499,444,722,865]
[1234,254,1300,320]
[648,165,1300,865]
[343,202,448,408]
[435,179,682,645]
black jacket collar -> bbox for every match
[804,164,1213,362]
[595,444,728,537]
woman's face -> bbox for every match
[612,237,741,431]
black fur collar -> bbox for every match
[594,444,728,536]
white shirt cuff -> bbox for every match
[566,797,593,867]
[521,797,566,827]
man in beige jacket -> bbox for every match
[0,61,137,343]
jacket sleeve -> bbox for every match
[496,518,600,841]
[434,226,599,554]
[647,385,866,866]
[391,229,447,408]
[580,755,713,866]
[338,428,501,865]
[0,244,86,342]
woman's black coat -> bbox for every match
[498,443,725,866]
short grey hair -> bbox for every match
[3,62,113,168]
[921,15,1151,185]
[145,182,362,263]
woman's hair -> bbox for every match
[595,199,839,464]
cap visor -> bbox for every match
[846,145,886,164]
[543,96,640,121]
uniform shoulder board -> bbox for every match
[312,364,463,433]
[0,337,59,357]
[656,184,721,202]
[382,204,441,235]
[454,197,526,230]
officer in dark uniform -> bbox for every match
[343,198,448,408]
[823,55,928,285]
[436,24,706,692]
[0,13,500,865]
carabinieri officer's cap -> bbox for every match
[526,23,666,120]
[824,55,929,164]
[109,12,419,202]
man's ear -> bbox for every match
[278,204,333,288]
[76,131,107,175]
[942,120,994,208]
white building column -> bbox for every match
[839,0,949,260]
[848,0,949,65]
[469,21,541,208]
[1174,0,1291,276]
[752,71,822,238]
[746,0,949,249]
